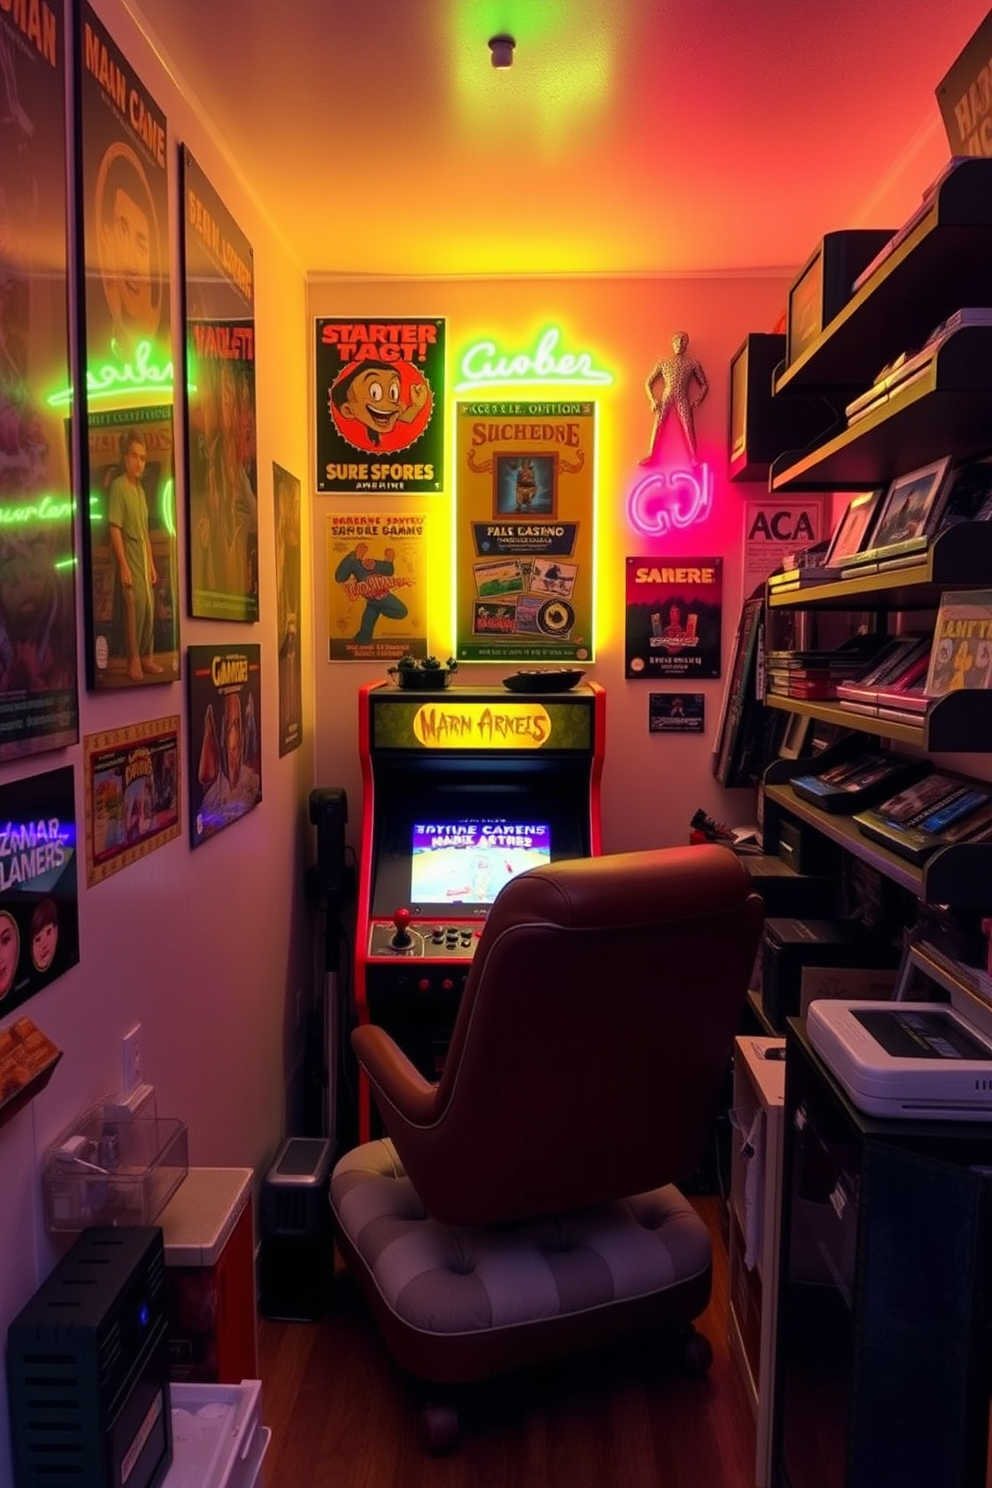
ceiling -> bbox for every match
[126,0,989,280]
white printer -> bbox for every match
[807,944,992,1120]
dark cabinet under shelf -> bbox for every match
[774,1023,992,1488]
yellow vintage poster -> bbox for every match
[455,401,596,662]
[326,513,427,662]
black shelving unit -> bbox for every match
[773,157,992,396]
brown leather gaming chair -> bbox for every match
[330,845,764,1451]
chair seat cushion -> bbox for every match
[330,1139,713,1384]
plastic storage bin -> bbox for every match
[165,1380,269,1488]
[44,1102,189,1231]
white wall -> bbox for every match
[0,2,315,1478]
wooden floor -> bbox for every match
[256,1197,759,1488]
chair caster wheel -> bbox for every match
[421,1401,460,1455]
[681,1328,713,1377]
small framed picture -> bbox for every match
[870,458,953,552]
[823,488,883,566]
[778,712,812,760]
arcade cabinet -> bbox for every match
[354,679,605,1139]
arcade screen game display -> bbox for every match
[410,820,551,907]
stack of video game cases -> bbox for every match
[835,634,932,724]
[854,770,992,863]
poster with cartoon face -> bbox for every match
[315,318,445,494]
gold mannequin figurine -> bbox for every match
[641,331,709,464]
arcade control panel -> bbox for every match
[368,907,482,960]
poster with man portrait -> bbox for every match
[84,405,180,689]
[187,644,262,847]
[0,766,79,1015]
[75,6,177,690]
[273,464,302,755]
[0,0,79,760]
[181,150,258,621]
[326,513,426,662]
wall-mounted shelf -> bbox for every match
[762,780,992,904]
[770,325,992,491]
[766,689,992,753]
[765,521,992,610]
[773,158,992,396]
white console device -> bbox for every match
[808,992,992,1120]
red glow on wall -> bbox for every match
[626,464,713,536]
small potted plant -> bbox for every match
[388,655,459,690]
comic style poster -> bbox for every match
[187,644,262,847]
[455,402,596,662]
[625,557,722,680]
[326,513,426,662]
[83,716,181,885]
[0,0,79,761]
[274,464,302,754]
[181,149,258,621]
[84,404,180,689]
[0,766,78,1012]
[315,318,444,494]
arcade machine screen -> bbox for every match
[410,820,551,909]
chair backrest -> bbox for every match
[360,844,764,1226]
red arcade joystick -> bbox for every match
[391,907,413,949]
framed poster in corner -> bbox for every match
[187,644,262,847]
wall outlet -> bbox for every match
[122,1023,142,1095]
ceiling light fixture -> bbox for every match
[488,35,515,69]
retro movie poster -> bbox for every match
[274,463,302,754]
[187,644,261,847]
[85,404,180,688]
[84,716,181,885]
[455,402,596,663]
[315,317,445,495]
[0,766,79,1012]
[625,557,722,680]
[75,4,176,690]
[0,0,79,760]
[181,149,258,621]
[326,513,426,662]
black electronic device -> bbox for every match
[789,751,925,814]
[309,786,349,900]
[728,332,833,481]
[7,1226,172,1488]
[854,773,992,863]
[761,917,900,1031]
[259,1136,335,1322]
[784,229,897,371]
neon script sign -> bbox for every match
[48,341,174,409]
[627,464,713,536]
[455,327,613,392]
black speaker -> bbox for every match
[309,787,348,899]
[259,1137,335,1322]
[728,332,833,482]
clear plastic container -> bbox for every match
[44,1102,189,1231]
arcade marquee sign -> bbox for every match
[371,697,595,752]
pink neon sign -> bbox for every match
[626,464,714,536]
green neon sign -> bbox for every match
[0,494,74,524]
[455,327,613,393]
[48,340,174,408]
